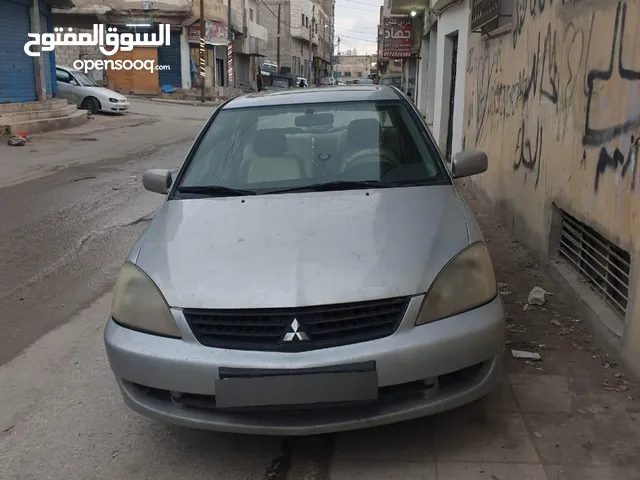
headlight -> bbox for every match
[109,97,119,102]
[416,241,497,325]
[111,262,181,338]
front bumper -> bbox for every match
[105,101,129,112]
[104,295,505,435]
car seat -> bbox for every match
[241,129,307,183]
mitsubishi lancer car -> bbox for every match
[104,85,505,435]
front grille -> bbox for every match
[183,297,409,352]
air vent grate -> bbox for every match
[558,210,631,316]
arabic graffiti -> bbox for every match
[513,117,543,188]
[465,0,640,197]
[582,1,640,147]
[594,136,639,191]
[24,24,171,57]
[382,17,412,58]
[512,0,553,48]
[467,23,559,146]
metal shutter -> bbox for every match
[0,0,36,103]
[39,10,53,94]
[157,32,183,88]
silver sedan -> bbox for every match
[104,86,505,436]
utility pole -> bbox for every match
[309,3,314,85]
[276,3,281,72]
[227,0,233,87]
[199,0,206,102]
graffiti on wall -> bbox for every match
[465,0,639,193]
[582,2,640,190]
[513,118,543,188]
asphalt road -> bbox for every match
[0,100,212,366]
[0,100,335,480]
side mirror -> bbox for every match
[451,150,488,178]
[143,169,173,194]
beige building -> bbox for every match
[334,54,372,81]
[462,0,640,375]
[259,0,334,83]
[53,0,267,93]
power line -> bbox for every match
[335,4,380,12]
[260,0,293,27]
[340,0,381,8]
[336,33,378,42]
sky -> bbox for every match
[333,0,382,56]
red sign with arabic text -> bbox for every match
[187,20,227,45]
[382,17,412,58]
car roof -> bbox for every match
[223,86,401,109]
[56,65,79,73]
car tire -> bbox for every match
[82,97,100,114]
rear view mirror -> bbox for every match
[451,150,488,178]
[143,169,173,194]
[295,113,334,127]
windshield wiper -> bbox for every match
[176,185,257,197]
[268,180,399,194]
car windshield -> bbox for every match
[175,100,447,196]
[72,71,98,86]
[381,77,401,87]
[262,64,277,74]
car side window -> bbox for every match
[56,69,71,83]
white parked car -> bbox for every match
[55,66,130,114]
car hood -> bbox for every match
[135,186,470,309]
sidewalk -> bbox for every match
[130,96,222,107]
[329,182,640,480]
[0,112,191,189]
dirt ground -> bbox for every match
[462,182,640,478]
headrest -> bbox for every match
[347,119,382,149]
[253,129,287,157]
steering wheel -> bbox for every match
[341,148,399,175]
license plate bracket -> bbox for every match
[215,361,378,408]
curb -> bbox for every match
[131,97,221,107]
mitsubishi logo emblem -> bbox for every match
[282,319,309,342]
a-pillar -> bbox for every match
[29,0,47,101]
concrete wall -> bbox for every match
[54,28,105,84]
[59,0,190,14]
[463,0,640,372]
[191,0,227,24]
[335,55,372,78]
[259,0,331,77]
[259,0,293,68]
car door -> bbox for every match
[56,68,82,105]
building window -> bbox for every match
[249,8,254,21]
[302,14,305,26]
[343,71,351,77]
